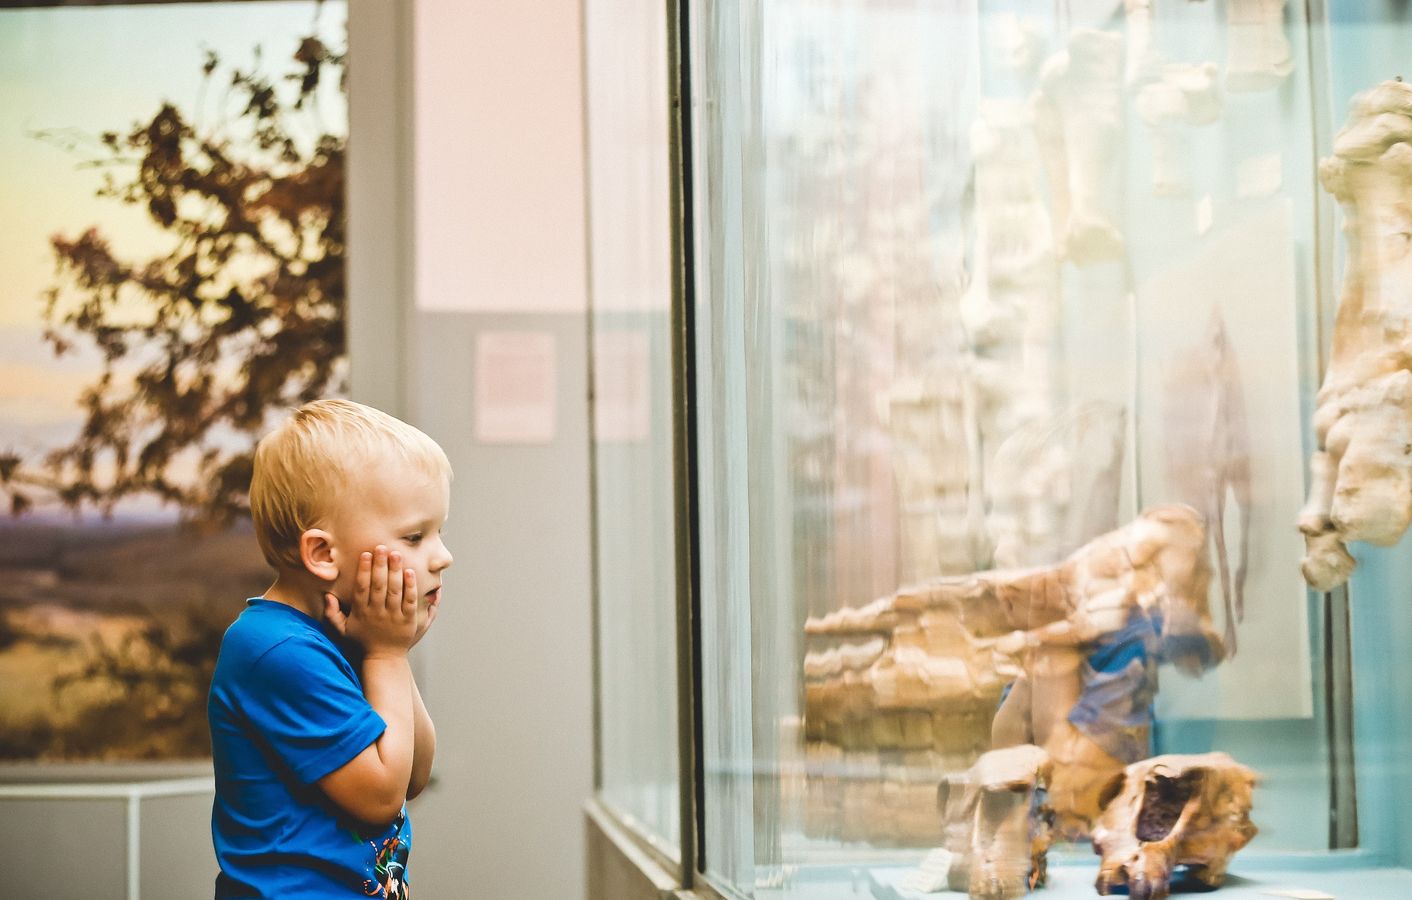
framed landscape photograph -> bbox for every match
[0,0,348,761]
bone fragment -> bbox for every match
[1300,81,1412,589]
[988,13,1045,84]
[1225,0,1294,93]
[1135,63,1222,196]
[1033,29,1125,265]
[1092,752,1259,900]
[1124,0,1158,87]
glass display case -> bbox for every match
[587,1,1412,898]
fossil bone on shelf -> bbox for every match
[931,744,1053,900]
[1299,79,1412,590]
[1134,62,1222,196]
[1224,0,1294,92]
[803,505,1225,838]
[1032,28,1126,265]
[1123,0,1157,87]
[1092,752,1258,900]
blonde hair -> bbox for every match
[250,398,452,569]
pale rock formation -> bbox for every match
[1092,752,1259,900]
[889,374,987,580]
[1300,80,1412,590]
[986,401,1127,569]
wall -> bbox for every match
[394,1,595,897]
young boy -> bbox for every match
[209,399,453,898]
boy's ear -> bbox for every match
[299,528,339,582]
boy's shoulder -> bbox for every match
[218,600,333,670]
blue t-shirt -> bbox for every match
[209,599,412,898]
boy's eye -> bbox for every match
[404,533,424,545]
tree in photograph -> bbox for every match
[0,34,347,525]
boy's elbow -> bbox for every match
[407,770,432,801]
[344,790,406,829]
[319,749,408,827]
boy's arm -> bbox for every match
[318,548,419,826]
[320,656,416,825]
[408,672,436,800]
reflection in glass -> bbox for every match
[584,0,681,858]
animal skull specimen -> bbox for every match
[1300,80,1412,590]
[935,744,1054,900]
[1092,752,1258,900]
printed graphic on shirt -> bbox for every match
[356,812,411,898]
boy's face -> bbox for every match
[322,460,453,625]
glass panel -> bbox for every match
[0,0,346,763]
[690,0,1412,895]
[584,0,681,857]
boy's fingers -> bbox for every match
[355,551,373,601]
[387,552,405,609]
[323,593,348,634]
[402,569,417,614]
[370,546,388,601]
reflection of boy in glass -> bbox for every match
[989,504,1223,839]
[210,399,452,898]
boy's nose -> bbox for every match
[432,544,453,572]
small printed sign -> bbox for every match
[474,331,558,444]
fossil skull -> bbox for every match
[1092,752,1258,900]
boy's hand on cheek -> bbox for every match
[323,545,417,659]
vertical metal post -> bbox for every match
[667,0,703,885]
[1324,584,1359,848]
[126,791,141,900]
[1302,0,1359,850]
[579,0,606,806]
